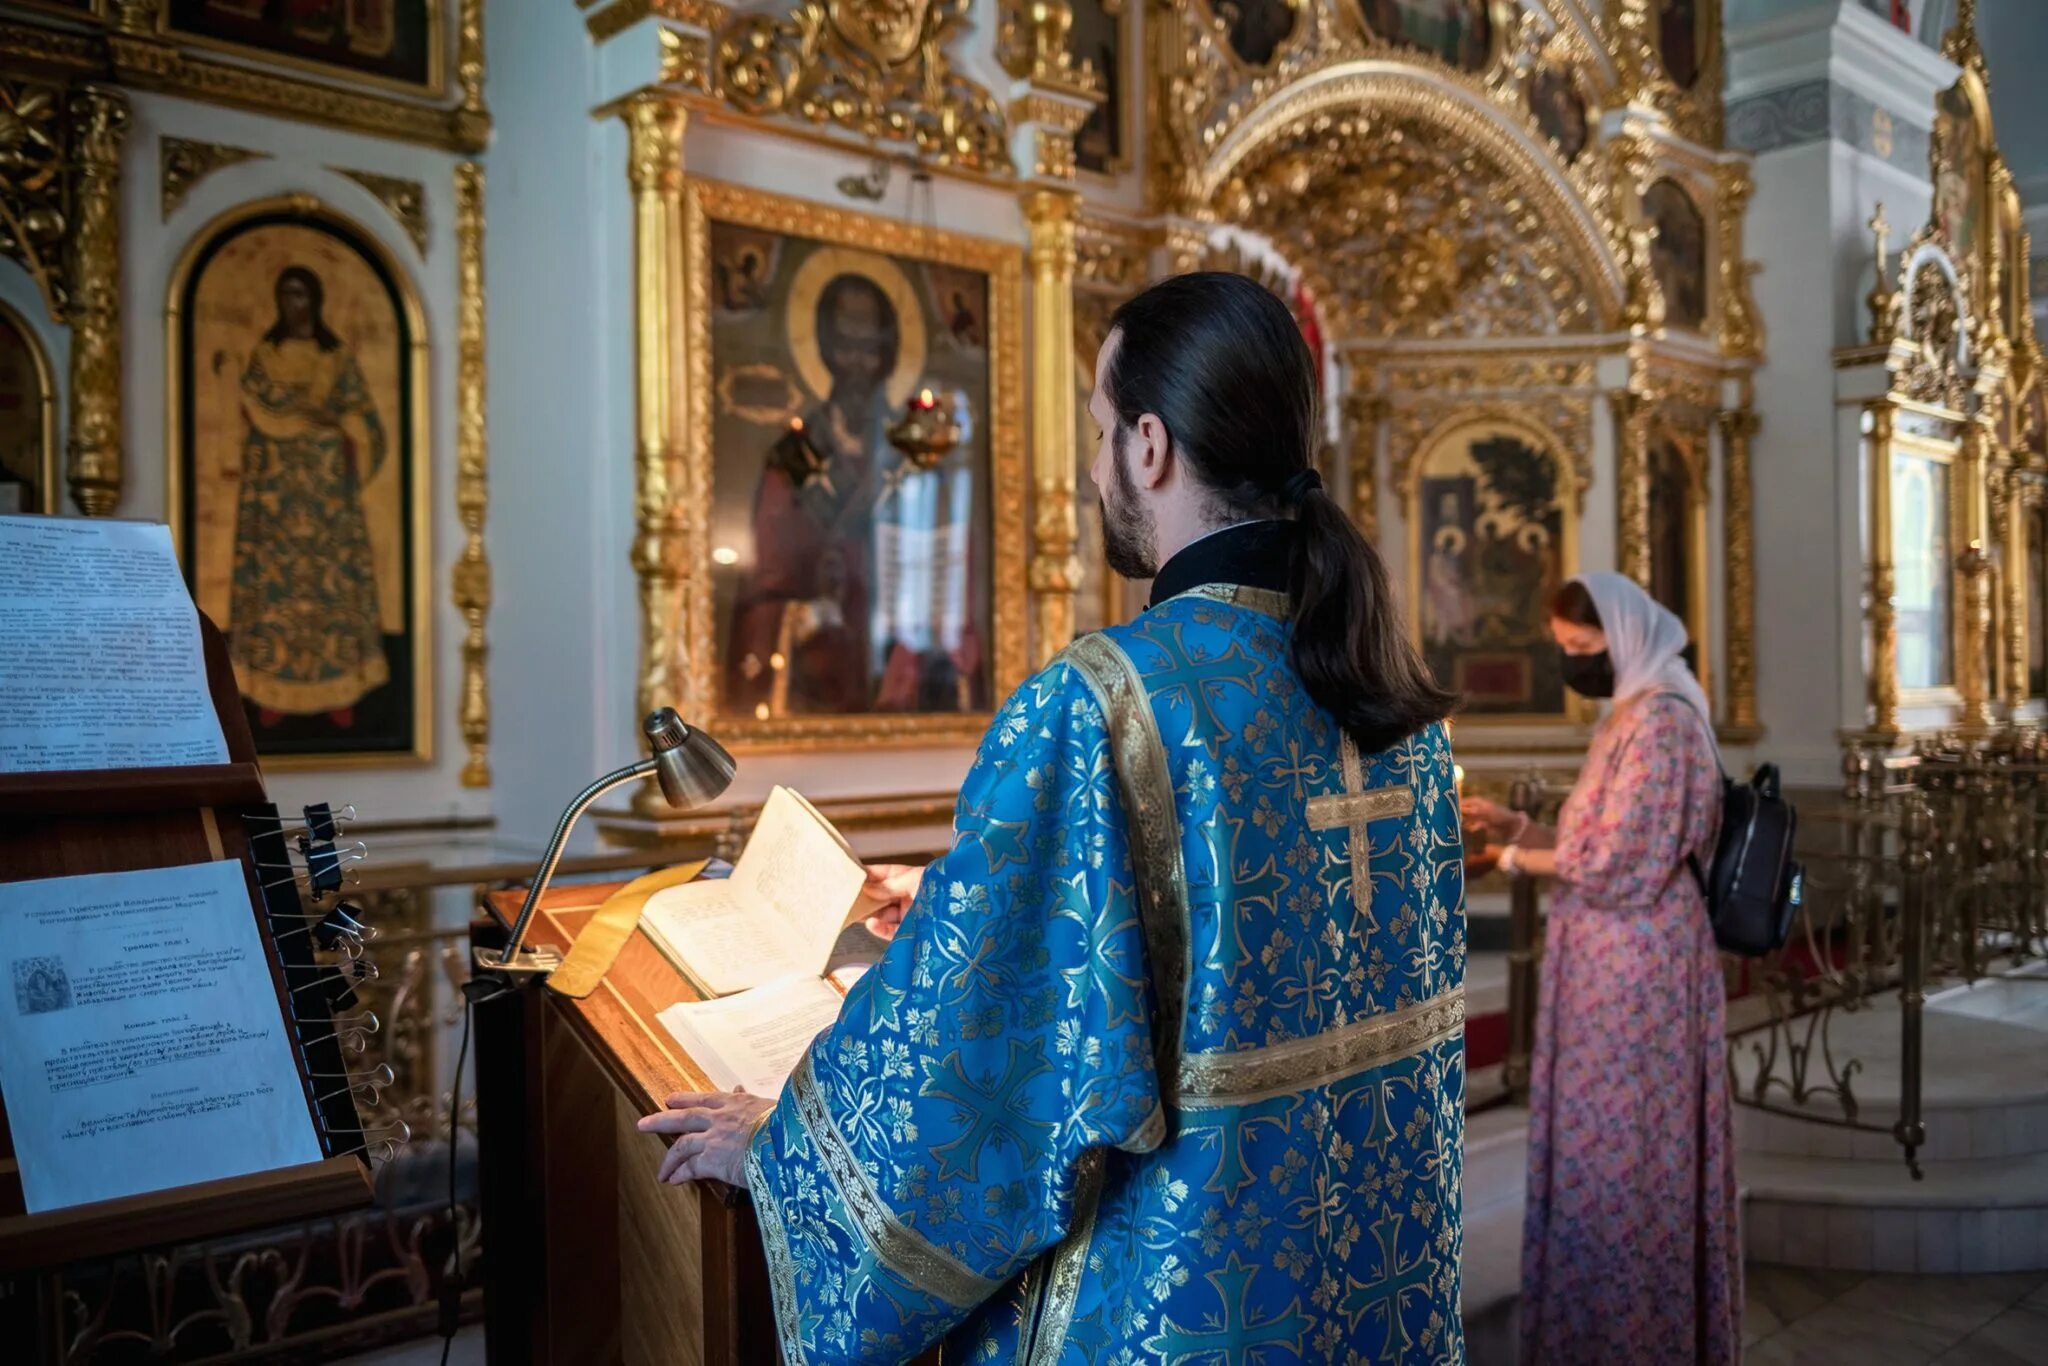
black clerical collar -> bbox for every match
[1147,519,1296,609]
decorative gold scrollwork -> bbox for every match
[716,0,1013,175]
[0,77,72,322]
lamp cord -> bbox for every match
[441,977,507,1366]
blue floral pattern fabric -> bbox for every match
[747,586,1468,1364]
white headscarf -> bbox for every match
[1573,571,1713,724]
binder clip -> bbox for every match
[331,1118,411,1164]
[283,802,356,841]
[272,903,374,955]
[260,841,367,894]
[287,957,378,1013]
[313,1061,394,1108]
[302,1009,380,1055]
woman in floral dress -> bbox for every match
[1467,571,1741,1364]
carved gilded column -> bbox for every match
[1717,403,1760,732]
[2003,462,2029,711]
[1610,388,1653,586]
[623,94,691,812]
[65,85,129,515]
[1025,187,1082,664]
[1957,417,1994,729]
[1867,402,1901,737]
[1715,162,1764,362]
[1342,390,1385,541]
[454,162,491,787]
[453,0,489,150]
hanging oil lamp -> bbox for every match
[886,386,961,470]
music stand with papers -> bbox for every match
[0,615,378,1279]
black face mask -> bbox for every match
[1560,649,1616,699]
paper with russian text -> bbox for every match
[0,516,229,773]
[0,860,323,1213]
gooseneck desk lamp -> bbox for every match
[474,707,737,983]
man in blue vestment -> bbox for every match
[642,272,1469,1364]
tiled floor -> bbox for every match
[1742,1265,2048,1365]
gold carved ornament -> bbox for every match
[1865,401,1901,738]
[66,84,127,516]
[1610,385,1654,587]
[715,0,1013,176]
[1217,107,1606,342]
[621,94,694,798]
[1714,159,1762,360]
[1025,186,1083,666]
[0,0,487,152]
[1074,213,1149,292]
[333,167,429,257]
[454,163,490,788]
[1717,401,1760,733]
[1340,389,1385,541]
[0,77,73,321]
[159,135,268,221]
[0,77,130,513]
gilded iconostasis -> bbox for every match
[0,0,2041,835]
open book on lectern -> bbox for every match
[647,786,876,1096]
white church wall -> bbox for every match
[1730,0,1953,785]
[485,0,624,854]
[117,90,490,828]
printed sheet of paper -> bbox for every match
[0,860,323,1213]
[640,786,869,996]
[0,516,229,773]
[657,975,847,1096]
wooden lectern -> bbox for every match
[472,880,783,1366]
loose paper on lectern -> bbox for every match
[0,860,323,1213]
[0,516,229,773]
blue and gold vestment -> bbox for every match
[747,581,1468,1364]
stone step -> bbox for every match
[1741,1149,2048,1274]
[1734,1096,2048,1163]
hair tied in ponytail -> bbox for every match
[1105,272,1457,752]
[1281,468,1323,505]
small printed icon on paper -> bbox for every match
[13,956,72,1015]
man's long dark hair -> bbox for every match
[1105,272,1456,752]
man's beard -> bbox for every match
[1100,431,1157,580]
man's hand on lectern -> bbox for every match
[639,1089,775,1188]
[859,862,927,940]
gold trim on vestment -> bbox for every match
[1062,634,1192,1100]
[1024,1147,1105,1366]
[1123,1102,1168,1153]
[1176,986,1467,1109]
[1176,582,1294,619]
[1306,783,1416,830]
[790,1053,998,1310]
[746,1139,809,1363]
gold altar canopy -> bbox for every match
[1841,0,2048,746]
[1142,0,1762,746]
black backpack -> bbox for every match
[1661,695,1805,957]
[1689,765,1804,957]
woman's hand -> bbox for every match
[637,1089,775,1188]
[1460,796,1524,840]
[859,863,926,940]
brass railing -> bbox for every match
[1491,743,2047,1179]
